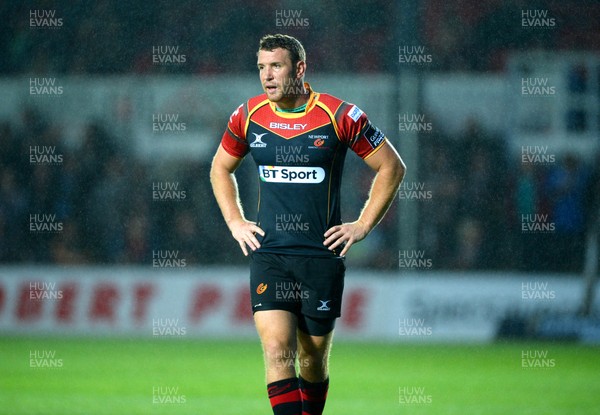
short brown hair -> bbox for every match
[258,34,306,68]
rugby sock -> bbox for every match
[299,376,329,415]
[267,377,302,415]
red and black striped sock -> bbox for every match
[267,377,302,415]
[299,376,329,415]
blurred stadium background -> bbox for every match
[1,1,599,414]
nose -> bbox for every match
[262,67,274,82]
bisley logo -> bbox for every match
[269,122,307,131]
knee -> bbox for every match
[298,342,328,366]
[262,337,296,365]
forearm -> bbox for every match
[357,162,405,233]
[210,168,246,227]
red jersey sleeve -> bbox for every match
[335,102,386,159]
[220,103,249,158]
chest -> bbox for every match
[246,119,341,167]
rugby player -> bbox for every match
[210,34,405,415]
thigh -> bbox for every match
[297,314,337,337]
[294,256,346,319]
[254,309,298,348]
[250,253,301,315]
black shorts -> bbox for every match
[250,252,345,328]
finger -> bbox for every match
[340,240,353,256]
[238,240,249,256]
[327,235,347,251]
[323,230,343,246]
[324,226,341,238]
[246,232,262,250]
[251,225,266,237]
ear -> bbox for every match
[295,60,306,80]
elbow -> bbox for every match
[209,155,223,187]
[209,160,217,186]
[393,155,407,190]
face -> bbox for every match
[257,48,303,105]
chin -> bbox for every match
[266,93,283,102]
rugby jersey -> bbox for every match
[220,83,387,256]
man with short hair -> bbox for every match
[210,34,405,415]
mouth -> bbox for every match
[264,85,277,94]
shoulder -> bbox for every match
[229,93,269,120]
[247,93,270,113]
[314,92,345,114]
[315,92,364,124]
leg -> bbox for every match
[254,309,298,383]
[255,309,302,415]
[296,318,335,415]
[297,325,334,382]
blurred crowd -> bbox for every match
[1,0,599,271]
[1,0,598,75]
[0,108,230,265]
[1,108,597,273]
[419,118,598,273]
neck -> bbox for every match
[275,90,309,111]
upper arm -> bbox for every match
[211,144,244,175]
[363,140,405,176]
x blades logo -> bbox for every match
[250,133,268,148]
[317,300,331,311]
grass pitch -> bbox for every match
[0,337,598,414]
